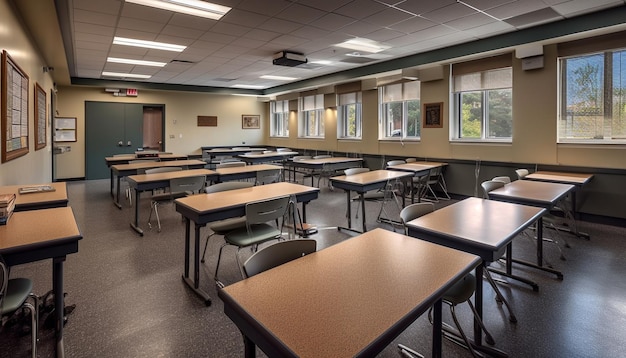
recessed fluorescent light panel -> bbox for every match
[260,75,299,81]
[231,84,264,89]
[107,57,167,67]
[102,71,152,79]
[310,60,332,65]
[334,38,390,53]
[113,37,186,52]
[125,0,231,20]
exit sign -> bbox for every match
[126,88,138,97]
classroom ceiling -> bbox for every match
[54,0,626,93]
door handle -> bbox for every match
[118,141,123,146]
[127,141,132,146]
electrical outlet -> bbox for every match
[169,134,175,139]
[179,133,183,138]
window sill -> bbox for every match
[450,139,512,145]
[378,137,421,142]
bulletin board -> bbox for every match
[1,50,30,163]
[35,82,47,150]
[54,117,77,142]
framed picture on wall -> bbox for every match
[423,102,443,128]
[242,114,260,129]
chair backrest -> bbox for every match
[256,169,281,185]
[205,181,253,194]
[217,161,246,168]
[492,176,511,184]
[481,180,505,199]
[344,167,369,176]
[312,155,331,159]
[245,195,290,226]
[515,169,529,180]
[276,148,291,152]
[427,166,442,184]
[243,239,317,278]
[405,157,417,163]
[386,160,406,167]
[171,176,206,195]
[399,203,435,234]
[144,167,183,175]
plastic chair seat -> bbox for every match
[209,217,247,233]
[225,224,281,247]
[1,278,33,314]
[442,274,476,305]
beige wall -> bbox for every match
[0,0,56,186]
[55,86,266,179]
[269,45,626,170]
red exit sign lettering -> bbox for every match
[126,88,138,96]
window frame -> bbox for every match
[269,100,289,138]
[337,91,362,139]
[298,94,325,138]
[378,81,421,140]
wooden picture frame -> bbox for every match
[242,114,260,129]
[54,117,77,142]
[423,102,443,128]
[1,50,30,163]
[34,82,47,150]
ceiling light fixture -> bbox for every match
[125,0,231,20]
[102,71,152,79]
[334,38,390,53]
[231,84,264,89]
[113,37,186,52]
[107,57,167,67]
[260,75,299,81]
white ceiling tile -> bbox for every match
[310,13,356,32]
[220,9,270,28]
[275,3,327,24]
[388,16,439,34]
[464,20,516,38]
[485,0,548,20]
[334,0,389,19]
[362,7,415,27]
[73,0,121,15]
[74,32,114,44]
[117,17,166,33]
[73,22,116,36]
[445,12,498,31]
[75,40,109,51]
[295,0,354,12]
[460,0,517,11]
[210,22,254,37]
[258,17,303,33]
[161,25,205,40]
[243,29,282,42]
[167,13,217,31]
[120,2,172,23]
[421,3,478,24]
[394,0,458,16]
[364,28,406,42]
[268,34,310,48]
[237,0,294,17]
[199,32,238,44]
[552,0,624,17]
[73,9,118,27]
[290,26,331,41]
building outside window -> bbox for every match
[558,50,626,142]
[270,100,289,137]
[299,94,324,137]
[451,66,512,141]
[337,92,362,139]
[379,81,420,139]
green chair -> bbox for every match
[243,239,316,278]
[148,175,206,232]
[1,257,38,358]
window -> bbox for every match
[337,92,362,139]
[379,81,420,139]
[270,100,289,137]
[452,67,512,141]
[558,50,626,142]
[299,94,324,137]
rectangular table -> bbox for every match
[488,180,574,279]
[174,182,320,305]
[126,168,217,235]
[0,207,82,358]
[219,228,480,358]
[525,170,593,239]
[330,170,413,233]
[105,154,188,195]
[406,197,545,357]
[202,147,266,168]
[110,159,207,209]
[0,182,68,211]
[236,151,298,164]
[215,164,282,183]
[387,162,446,203]
[286,157,363,185]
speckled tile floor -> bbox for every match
[1,178,626,358]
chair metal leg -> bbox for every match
[214,243,227,288]
[201,233,216,263]
[449,304,480,358]
[466,298,495,345]
[24,300,37,358]
[483,268,517,323]
[147,202,162,232]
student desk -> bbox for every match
[0,207,82,358]
[330,170,413,233]
[126,169,216,236]
[202,147,266,168]
[219,228,480,358]
[174,182,320,305]
[105,154,188,195]
[0,182,68,211]
[488,180,574,279]
[110,159,206,209]
[524,171,593,239]
[215,164,282,183]
[406,197,545,357]
[387,162,446,203]
[236,151,298,164]
[285,157,363,185]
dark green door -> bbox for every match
[85,102,144,180]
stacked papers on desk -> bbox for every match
[0,193,16,225]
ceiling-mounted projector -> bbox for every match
[273,51,307,67]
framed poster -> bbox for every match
[34,82,47,150]
[423,102,443,128]
[1,50,30,163]
[242,114,260,129]
[54,117,77,142]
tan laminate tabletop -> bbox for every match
[297,157,363,165]
[525,171,593,185]
[238,151,298,158]
[175,182,318,213]
[0,182,68,208]
[406,197,545,252]
[111,159,206,171]
[127,168,216,184]
[330,169,412,184]
[489,180,574,205]
[388,162,443,172]
[0,207,81,250]
[219,228,480,358]
[215,164,282,176]
[105,153,187,163]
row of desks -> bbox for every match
[0,182,80,358]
